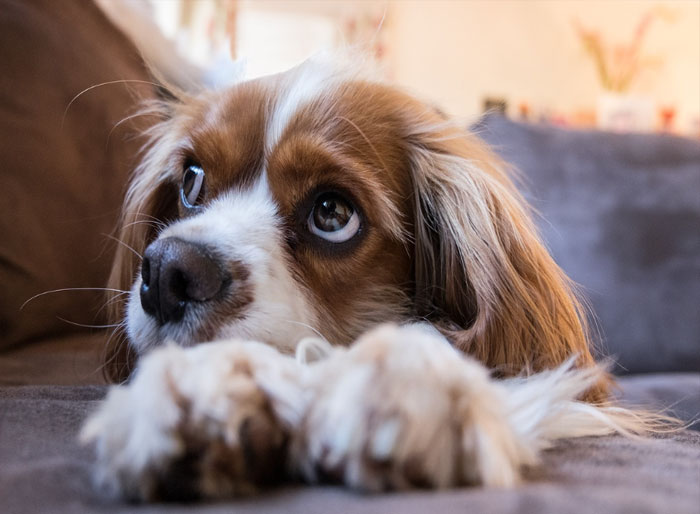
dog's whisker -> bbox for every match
[97,325,132,384]
[106,111,166,148]
[102,233,143,260]
[106,291,131,302]
[132,213,167,226]
[56,316,124,329]
[279,319,330,344]
[95,291,131,318]
[62,79,163,130]
[333,115,392,178]
[122,219,167,231]
[20,287,129,311]
[141,214,166,223]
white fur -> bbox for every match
[263,52,376,153]
[126,176,318,354]
[82,340,306,499]
[83,324,653,499]
[82,39,663,498]
[265,60,338,153]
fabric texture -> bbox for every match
[1,383,699,514]
[0,333,106,386]
[0,0,155,351]
[475,115,700,374]
[615,373,700,431]
[1,2,698,513]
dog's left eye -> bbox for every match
[181,165,205,209]
[308,193,360,243]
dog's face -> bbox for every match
[124,66,416,354]
[108,58,598,389]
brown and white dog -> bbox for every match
[82,55,658,501]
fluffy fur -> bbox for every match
[82,55,670,500]
[104,57,602,393]
[83,324,658,501]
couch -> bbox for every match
[1,1,698,513]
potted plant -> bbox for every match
[574,8,674,132]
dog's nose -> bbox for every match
[140,237,228,325]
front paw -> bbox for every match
[299,325,532,491]
[81,342,303,501]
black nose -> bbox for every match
[140,237,228,325]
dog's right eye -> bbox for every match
[181,165,205,209]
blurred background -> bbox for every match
[136,0,699,137]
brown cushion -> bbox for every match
[0,0,155,350]
[0,333,107,386]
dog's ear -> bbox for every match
[406,119,607,400]
[104,109,181,383]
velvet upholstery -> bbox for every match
[475,115,700,373]
[1,383,698,514]
[0,0,155,351]
[0,2,698,513]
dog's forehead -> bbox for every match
[178,66,414,228]
[187,68,338,177]
[186,83,270,190]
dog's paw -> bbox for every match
[298,324,534,491]
[81,341,304,501]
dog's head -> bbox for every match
[106,58,598,391]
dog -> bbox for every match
[81,55,660,501]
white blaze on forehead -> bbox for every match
[265,60,340,153]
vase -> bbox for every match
[597,93,654,132]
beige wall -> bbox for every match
[388,0,700,130]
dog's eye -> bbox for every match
[181,165,205,209]
[308,193,360,243]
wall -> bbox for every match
[388,0,700,131]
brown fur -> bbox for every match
[105,66,606,400]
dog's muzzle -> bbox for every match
[140,237,229,325]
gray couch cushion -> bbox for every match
[1,383,699,514]
[475,116,700,373]
[616,373,700,430]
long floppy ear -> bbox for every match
[406,118,608,401]
[103,101,183,383]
